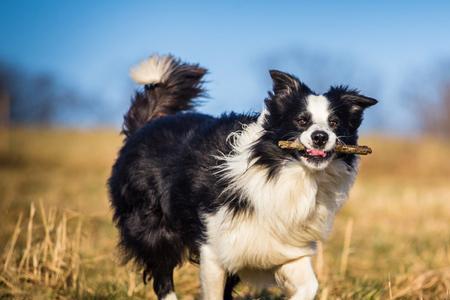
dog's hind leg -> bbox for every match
[224,274,240,300]
[152,266,177,300]
[141,236,184,300]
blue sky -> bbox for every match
[1,0,450,132]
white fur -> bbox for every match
[206,110,357,291]
[199,245,227,300]
[129,55,175,85]
[162,292,178,300]
[275,256,318,300]
[306,94,330,125]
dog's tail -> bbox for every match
[122,54,207,137]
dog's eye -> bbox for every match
[296,116,309,127]
[329,119,339,129]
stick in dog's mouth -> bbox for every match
[278,140,372,155]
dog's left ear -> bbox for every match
[341,93,378,129]
[342,94,378,113]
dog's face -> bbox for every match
[255,70,377,172]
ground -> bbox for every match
[0,128,449,299]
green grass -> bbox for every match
[1,128,449,299]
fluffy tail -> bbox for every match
[122,54,207,137]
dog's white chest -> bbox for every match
[207,207,318,273]
[207,161,355,273]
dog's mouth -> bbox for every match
[306,148,328,158]
[282,141,335,168]
[304,148,333,162]
[293,147,334,167]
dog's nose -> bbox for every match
[311,130,329,148]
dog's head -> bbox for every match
[252,70,377,172]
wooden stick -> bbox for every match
[278,140,372,155]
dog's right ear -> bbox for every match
[266,71,311,121]
[269,70,312,97]
[269,70,300,95]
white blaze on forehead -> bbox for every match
[306,95,330,125]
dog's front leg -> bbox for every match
[200,245,227,300]
[275,256,318,300]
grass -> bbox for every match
[0,128,449,299]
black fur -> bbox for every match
[224,275,240,300]
[109,111,256,298]
[108,58,377,299]
[122,56,207,137]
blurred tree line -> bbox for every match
[0,55,449,138]
[0,61,109,127]
[411,61,450,138]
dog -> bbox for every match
[108,54,377,300]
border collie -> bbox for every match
[108,54,377,300]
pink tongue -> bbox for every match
[307,149,327,158]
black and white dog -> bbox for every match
[108,55,377,300]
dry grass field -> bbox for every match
[0,128,449,299]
